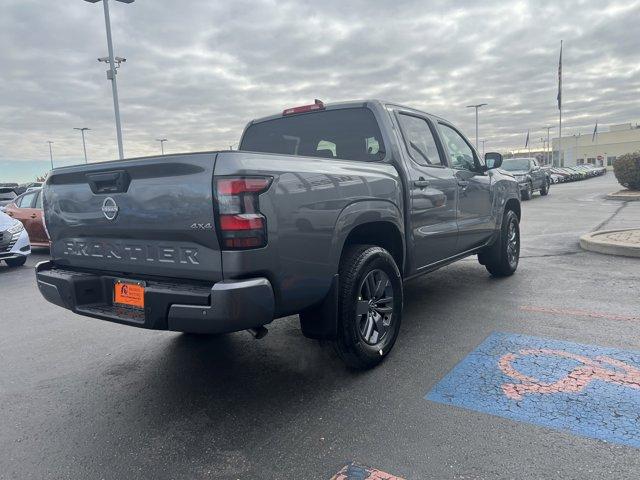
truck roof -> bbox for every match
[249,99,444,125]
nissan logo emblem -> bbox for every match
[101,197,119,221]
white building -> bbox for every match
[551,123,640,167]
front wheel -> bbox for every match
[521,182,533,200]
[5,256,27,267]
[478,210,520,277]
[540,178,550,196]
[334,245,403,370]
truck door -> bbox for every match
[31,190,48,244]
[395,112,458,270]
[437,122,494,252]
[530,158,544,188]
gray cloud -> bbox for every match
[1,0,639,167]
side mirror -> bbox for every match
[485,152,503,169]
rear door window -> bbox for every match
[240,108,385,162]
[397,113,444,167]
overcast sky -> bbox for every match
[1,0,639,175]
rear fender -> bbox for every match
[300,200,403,341]
[332,200,404,271]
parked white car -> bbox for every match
[0,211,31,267]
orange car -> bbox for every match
[4,188,50,247]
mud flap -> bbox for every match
[299,274,338,340]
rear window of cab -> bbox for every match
[240,108,385,162]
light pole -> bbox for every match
[466,103,487,150]
[74,127,91,163]
[85,0,134,160]
[47,141,54,170]
[480,139,486,157]
[156,138,167,155]
[543,126,552,165]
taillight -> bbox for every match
[215,176,272,250]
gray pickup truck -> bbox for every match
[500,157,550,200]
[36,100,521,369]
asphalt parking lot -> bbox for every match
[1,174,640,480]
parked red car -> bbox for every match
[4,188,50,247]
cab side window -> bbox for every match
[18,191,37,208]
[397,113,443,167]
[438,123,476,172]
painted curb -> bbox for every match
[580,228,640,258]
[606,190,640,201]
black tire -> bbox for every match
[478,210,520,277]
[521,182,533,200]
[5,256,27,267]
[334,245,403,370]
[540,178,550,196]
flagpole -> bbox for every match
[559,108,562,166]
[596,123,599,166]
[558,40,563,167]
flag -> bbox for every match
[557,40,563,110]
[592,121,598,142]
[525,129,530,148]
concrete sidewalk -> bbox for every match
[581,197,640,257]
[606,189,640,201]
[581,228,640,257]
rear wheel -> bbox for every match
[478,210,520,277]
[334,245,403,369]
[5,256,26,267]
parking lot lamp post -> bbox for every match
[466,103,487,150]
[74,127,91,163]
[543,126,552,165]
[85,0,134,160]
[156,138,167,155]
[47,141,54,170]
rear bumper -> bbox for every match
[35,261,275,334]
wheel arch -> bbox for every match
[300,201,405,341]
[505,197,521,221]
[333,200,405,276]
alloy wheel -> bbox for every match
[507,219,519,268]
[356,269,394,345]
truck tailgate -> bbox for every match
[44,153,222,282]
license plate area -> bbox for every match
[113,279,145,309]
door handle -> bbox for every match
[30,214,37,219]
[413,178,430,188]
